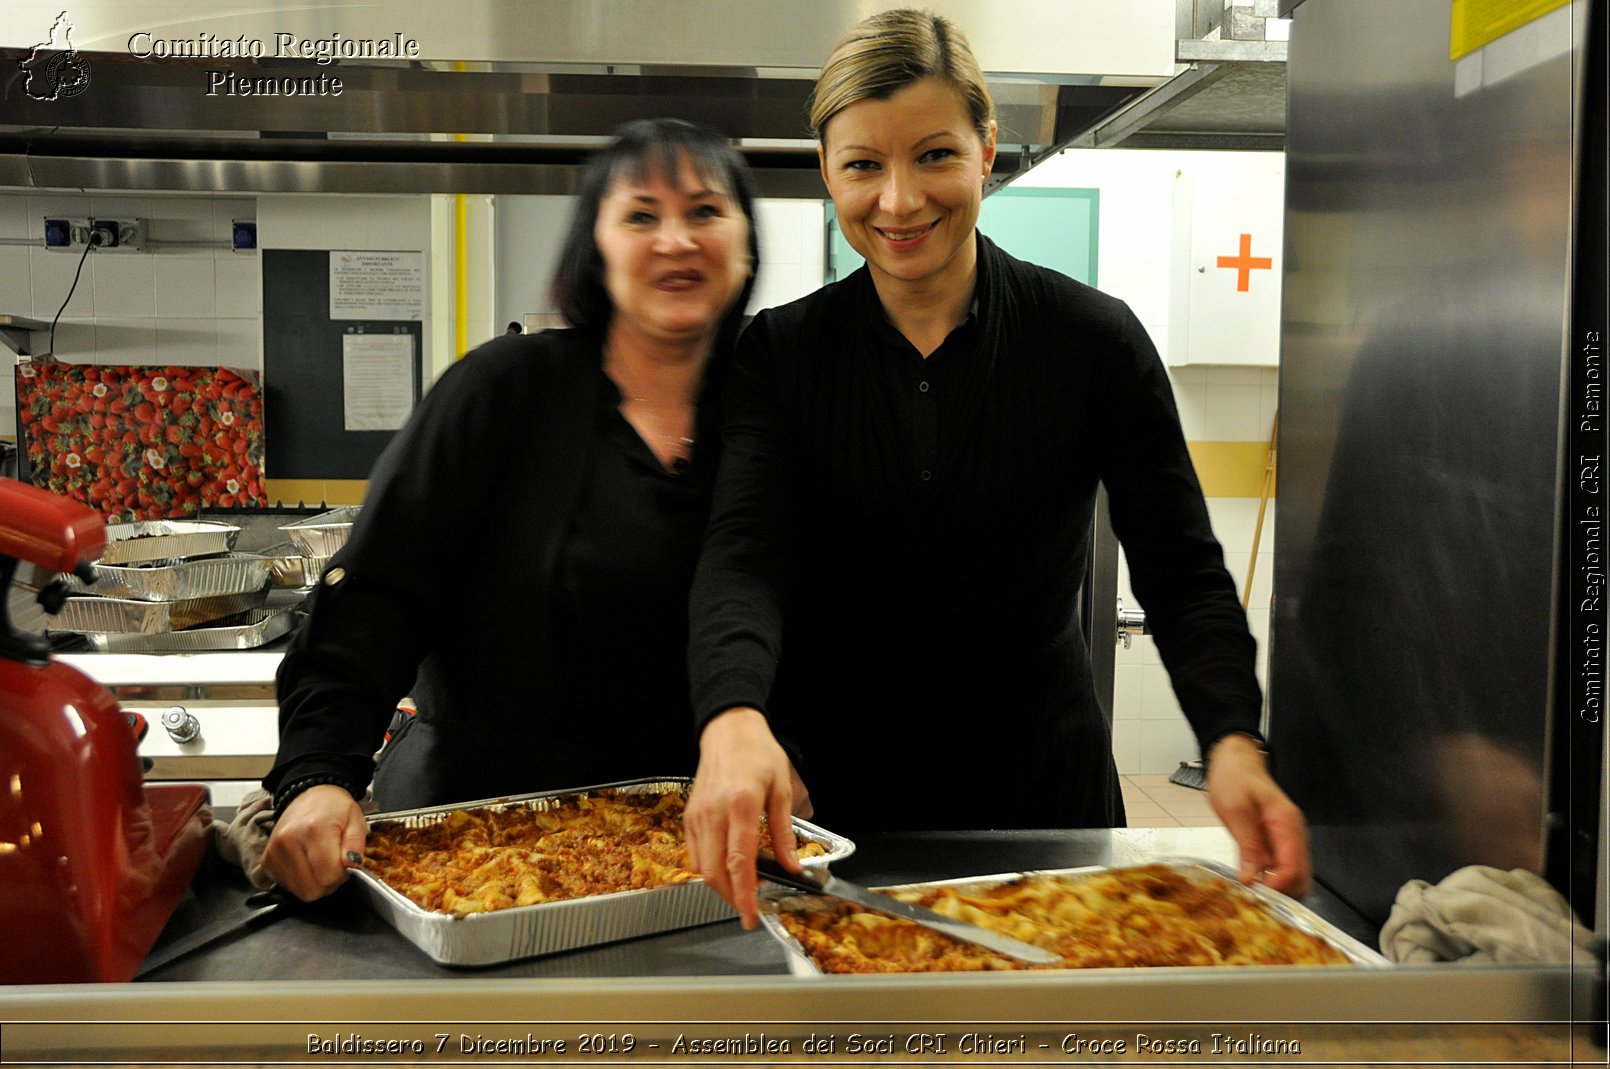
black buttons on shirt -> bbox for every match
[916,381,935,482]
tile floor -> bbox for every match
[1120,774,1224,828]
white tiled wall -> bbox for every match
[1111,491,1279,774]
[748,200,827,315]
[1,190,261,440]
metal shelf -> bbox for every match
[0,314,50,357]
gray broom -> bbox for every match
[1168,760,1207,790]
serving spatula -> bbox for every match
[756,853,1060,965]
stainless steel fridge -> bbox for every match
[1272,0,1605,929]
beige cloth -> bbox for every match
[1380,865,1595,964]
[211,787,278,890]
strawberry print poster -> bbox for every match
[16,361,267,521]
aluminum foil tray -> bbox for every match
[99,520,240,566]
[279,506,360,557]
[759,857,1389,977]
[65,552,273,602]
[271,553,332,590]
[351,777,855,967]
[51,589,269,635]
[80,605,300,652]
[255,542,332,590]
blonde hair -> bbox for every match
[808,8,994,144]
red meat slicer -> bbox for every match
[0,478,211,983]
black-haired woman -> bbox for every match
[261,119,760,902]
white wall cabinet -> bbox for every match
[1168,155,1285,367]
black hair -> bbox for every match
[550,118,760,348]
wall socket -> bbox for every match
[42,217,145,252]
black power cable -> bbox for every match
[47,236,96,356]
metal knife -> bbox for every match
[133,889,289,978]
[755,854,1061,965]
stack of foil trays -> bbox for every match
[54,520,292,651]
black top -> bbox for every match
[549,378,710,780]
[689,234,1261,833]
[265,329,722,811]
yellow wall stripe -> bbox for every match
[263,478,368,507]
[1186,440,1277,499]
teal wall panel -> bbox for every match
[826,187,1099,287]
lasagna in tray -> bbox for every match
[364,788,825,916]
[771,863,1354,974]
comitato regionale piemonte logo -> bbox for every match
[20,11,91,101]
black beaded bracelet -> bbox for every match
[272,774,360,814]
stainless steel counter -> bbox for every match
[132,826,1378,982]
[1,829,1599,1064]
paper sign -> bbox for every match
[330,251,425,320]
[342,332,414,431]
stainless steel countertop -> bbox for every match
[1,828,1596,1065]
[132,827,1378,982]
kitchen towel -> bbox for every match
[1380,865,1594,964]
[214,786,379,890]
[212,788,278,890]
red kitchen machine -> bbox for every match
[0,478,211,983]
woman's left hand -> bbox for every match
[1204,733,1312,898]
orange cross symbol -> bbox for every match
[1217,233,1273,292]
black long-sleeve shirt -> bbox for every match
[265,329,718,810]
[689,234,1260,833]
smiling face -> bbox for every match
[594,155,752,352]
[819,77,996,297]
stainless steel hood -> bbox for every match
[0,0,1284,197]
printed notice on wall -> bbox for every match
[342,332,415,431]
[329,251,425,320]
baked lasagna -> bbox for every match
[773,863,1352,973]
[363,788,825,916]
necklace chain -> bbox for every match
[623,394,696,449]
[606,346,699,459]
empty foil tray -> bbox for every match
[51,589,269,634]
[279,506,360,558]
[99,520,240,565]
[66,553,273,602]
[81,605,300,651]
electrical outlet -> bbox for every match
[88,219,119,248]
[93,218,143,251]
[41,216,144,251]
[42,217,89,249]
[42,217,76,248]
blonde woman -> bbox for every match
[685,9,1310,927]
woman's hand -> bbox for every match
[260,784,368,902]
[1204,733,1312,898]
[685,707,801,929]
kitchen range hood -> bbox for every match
[0,0,1288,198]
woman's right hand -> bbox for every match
[260,784,368,902]
[685,707,801,929]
